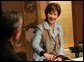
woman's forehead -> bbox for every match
[49,10,58,14]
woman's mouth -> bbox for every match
[48,18,55,24]
[49,19,55,23]
[49,18,55,21]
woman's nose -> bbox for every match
[51,14,55,18]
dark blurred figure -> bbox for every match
[0,10,24,61]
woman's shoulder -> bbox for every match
[36,21,47,33]
[36,23,44,33]
[37,23,43,29]
[55,22,62,29]
[37,21,46,29]
[55,22,64,36]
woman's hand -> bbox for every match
[43,53,55,61]
[54,57,62,61]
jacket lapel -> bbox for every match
[43,21,59,41]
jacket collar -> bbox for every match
[43,21,59,30]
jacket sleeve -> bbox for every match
[32,24,45,56]
[58,26,64,55]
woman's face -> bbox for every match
[47,11,58,24]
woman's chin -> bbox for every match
[50,21,55,24]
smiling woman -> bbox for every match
[32,3,65,61]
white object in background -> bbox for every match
[71,57,83,61]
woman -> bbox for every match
[32,3,64,61]
[0,10,23,61]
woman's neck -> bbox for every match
[50,23,55,29]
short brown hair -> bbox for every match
[45,3,61,17]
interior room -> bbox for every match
[1,1,83,61]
